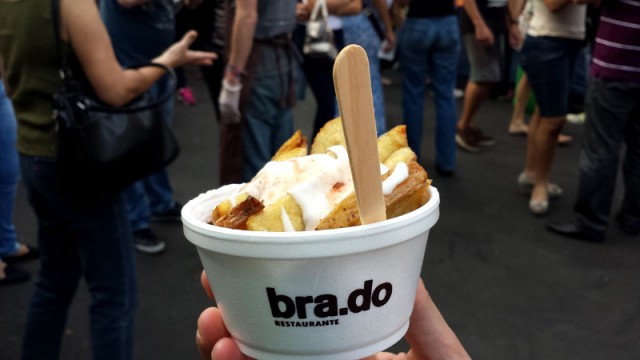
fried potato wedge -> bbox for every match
[213,196,265,230]
[315,162,430,230]
[383,147,417,170]
[246,194,305,232]
[211,118,431,232]
[310,117,346,155]
[377,125,408,163]
[272,130,308,161]
[310,118,408,162]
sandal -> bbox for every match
[517,173,563,198]
[529,199,549,216]
[508,123,528,136]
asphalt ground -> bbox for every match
[2,67,639,360]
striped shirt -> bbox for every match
[591,0,640,81]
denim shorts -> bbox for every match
[463,33,503,82]
[520,35,584,117]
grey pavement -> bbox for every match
[2,67,639,360]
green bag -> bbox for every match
[515,66,536,115]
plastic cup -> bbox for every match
[182,184,440,360]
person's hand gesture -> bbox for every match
[196,271,471,360]
[155,30,218,69]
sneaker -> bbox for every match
[453,88,464,99]
[133,228,165,254]
[177,87,197,106]
[468,127,496,146]
[455,128,481,153]
[151,202,182,223]
[567,112,585,124]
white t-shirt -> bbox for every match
[328,15,343,30]
[527,0,586,40]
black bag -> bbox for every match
[51,0,180,194]
[52,68,180,193]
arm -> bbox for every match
[372,0,396,50]
[299,0,362,21]
[507,0,525,49]
[508,0,526,21]
[542,0,573,12]
[327,0,362,15]
[117,0,151,9]
[224,0,258,85]
[61,0,217,107]
[463,0,495,45]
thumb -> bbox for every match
[180,30,199,47]
[404,279,470,360]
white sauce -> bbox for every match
[382,162,409,195]
[289,146,354,230]
[231,145,406,231]
[280,206,295,232]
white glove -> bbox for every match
[218,79,243,124]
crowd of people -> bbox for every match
[1,0,638,358]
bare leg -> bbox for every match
[523,107,541,178]
[529,115,566,204]
[457,81,493,130]
[509,74,530,135]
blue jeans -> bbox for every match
[20,156,136,360]
[242,44,295,181]
[520,36,583,117]
[125,77,176,231]
[0,80,20,257]
[342,13,387,135]
[399,16,461,171]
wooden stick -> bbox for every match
[333,45,386,225]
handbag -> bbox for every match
[51,0,180,194]
[303,0,337,59]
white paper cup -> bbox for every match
[182,184,440,360]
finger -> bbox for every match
[212,337,250,360]
[196,307,230,359]
[181,30,199,47]
[361,351,398,360]
[190,50,218,60]
[201,270,215,300]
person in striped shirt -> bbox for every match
[547,0,640,242]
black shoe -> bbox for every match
[546,221,605,242]
[435,165,455,177]
[4,244,39,263]
[615,213,640,236]
[133,228,165,254]
[0,264,31,285]
[151,202,182,223]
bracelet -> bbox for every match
[225,64,246,79]
[509,17,519,25]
